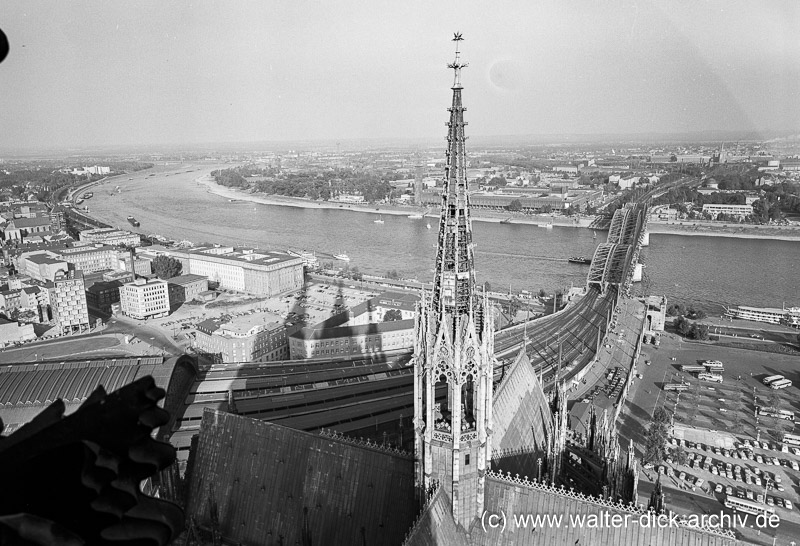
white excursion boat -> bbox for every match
[333,253,351,262]
[408,214,423,219]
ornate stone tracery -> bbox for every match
[413,34,495,530]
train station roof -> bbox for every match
[0,355,189,435]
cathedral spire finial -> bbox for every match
[432,32,476,325]
[448,32,467,89]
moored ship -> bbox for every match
[127,216,140,227]
[568,256,592,265]
[724,304,800,327]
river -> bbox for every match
[87,164,800,316]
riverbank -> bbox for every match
[197,174,594,228]
[647,220,800,241]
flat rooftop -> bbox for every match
[167,273,208,285]
[190,246,302,267]
[219,311,284,336]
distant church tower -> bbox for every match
[413,33,495,529]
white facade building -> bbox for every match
[119,278,169,320]
[701,204,754,219]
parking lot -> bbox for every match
[620,333,800,534]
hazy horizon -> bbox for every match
[2,1,799,151]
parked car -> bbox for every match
[785,500,793,510]
[715,483,723,494]
[679,471,686,481]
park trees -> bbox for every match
[152,255,183,280]
[383,309,403,322]
[643,407,673,465]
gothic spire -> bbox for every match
[432,32,477,334]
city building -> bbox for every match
[85,279,125,314]
[288,291,420,359]
[140,245,303,296]
[553,165,578,174]
[0,317,35,346]
[52,270,90,335]
[701,203,754,219]
[348,291,419,325]
[119,278,169,320]
[57,245,119,273]
[194,313,288,363]
[18,251,69,282]
[79,228,142,247]
[119,249,152,276]
[166,274,208,306]
[0,216,52,241]
[420,188,599,213]
[0,289,22,313]
[332,193,365,203]
[782,159,800,172]
[288,317,414,359]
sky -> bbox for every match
[1,0,799,150]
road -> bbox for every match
[637,479,800,546]
[103,315,186,356]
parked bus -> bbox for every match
[758,407,795,421]
[680,365,707,374]
[782,433,800,447]
[724,495,776,518]
[763,375,785,386]
[665,383,690,392]
[769,379,793,390]
[698,372,723,383]
[704,360,724,370]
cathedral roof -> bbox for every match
[491,350,553,454]
[470,474,738,546]
[402,486,466,546]
[186,409,418,546]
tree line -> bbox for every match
[212,167,394,204]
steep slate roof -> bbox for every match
[491,351,552,453]
[403,487,466,546]
[8,216,51,229]
[186,409,418,546]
